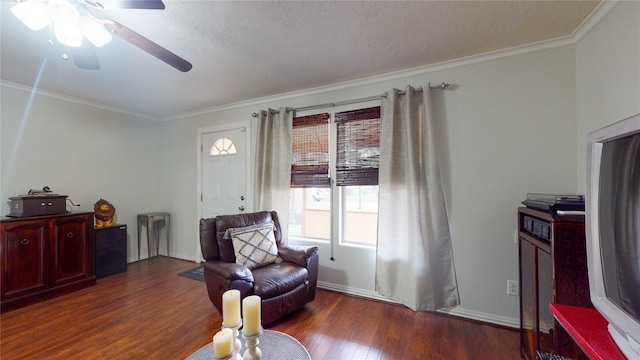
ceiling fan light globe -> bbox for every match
[11,1,52,31]
[54,21,83,47]
[78,16,111,47]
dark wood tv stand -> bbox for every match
[518,207,591,359]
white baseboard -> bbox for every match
[436,307,520,329]
[317,281,520,329]
[127,251,196,264]
[317,281,398,304]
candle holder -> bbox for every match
[242,327,263,360]
[212,352,234,360]
[222,321,243,360]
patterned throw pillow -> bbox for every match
[229,222,279,269]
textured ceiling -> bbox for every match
[1,0,601,120]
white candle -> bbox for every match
[213,328,233,358]
[222,289,241,327]
[242,295,261,336]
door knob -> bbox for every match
[240,196,245,201]
[239,206,245,212]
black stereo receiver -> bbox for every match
[523,216,551,241]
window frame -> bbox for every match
[288,105,380,248]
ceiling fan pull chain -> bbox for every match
[44,20,66,59]
[62,44,69,60]
[48,23,54,46]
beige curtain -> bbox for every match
[254,107,293,237]
[376,86,459,311]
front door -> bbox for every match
[201,127,248,220]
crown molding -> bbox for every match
[1,80,159,121]
[171,36,575,121]
[571,1,620,43]
[4,1,620,122]
[171,2,619,121]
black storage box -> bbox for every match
[95,224,128,278]
[8,195,68,217]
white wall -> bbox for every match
[2,2,636,327]
[575,1,640,192]
[0,46,580,327]
[1,85,166,261]
[434,47,579,324]
[159,44,579,326]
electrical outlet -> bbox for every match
[507,280,519,296]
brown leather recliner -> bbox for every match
[199,211,319,326]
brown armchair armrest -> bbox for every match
[203,261,254,283]
[278,244,319,267]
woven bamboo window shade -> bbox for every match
[335,106,381,186]
[291,113,330,187]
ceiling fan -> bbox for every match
[10,0,192,72]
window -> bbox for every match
[291,113,330,188]
[335,107,380,245]
[335,107,380,186]
[289,113,330,240]
[289,107,380,246]
[289,187,331,239]
[210,137,236,155]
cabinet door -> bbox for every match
[520,237,554,359]
[51,215,93,285]
[520,238,536,360]
[538,247,554,353]
[1,220,48,299]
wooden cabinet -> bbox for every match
[1,212,96,313]
[518,207,591,360]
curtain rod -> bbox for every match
[251,82,450,117]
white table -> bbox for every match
[186,330,310,360]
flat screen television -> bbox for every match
[586,113,640,359]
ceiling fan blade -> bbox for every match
[85,0,165,10]
[103,19,192,72]
[70,42,101,70]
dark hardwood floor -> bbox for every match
[1,258,520,359]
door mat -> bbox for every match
[178,266,204,282]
